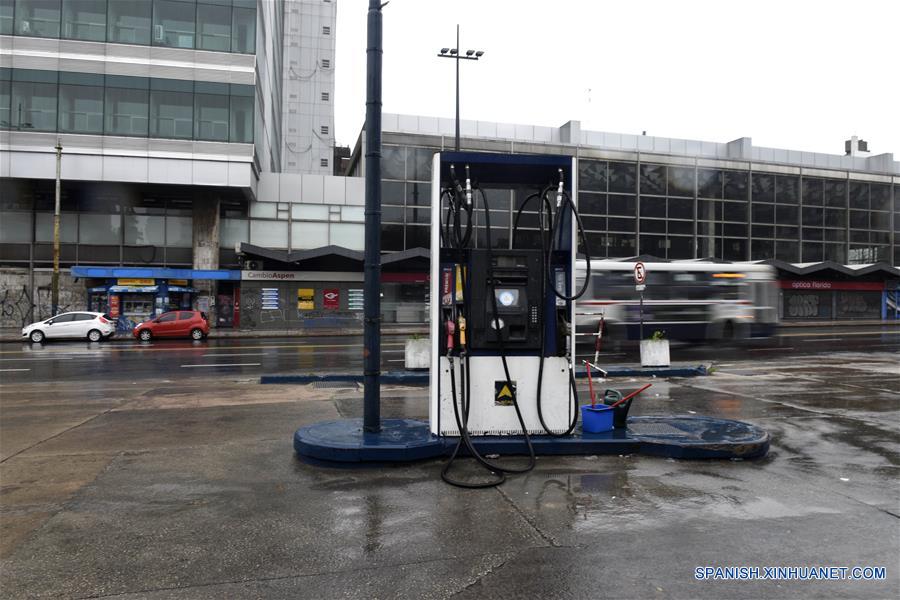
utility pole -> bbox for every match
[51,140,62,317]
[363,0,384,433]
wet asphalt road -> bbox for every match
[1,328,898,599]
[0,325,898,384]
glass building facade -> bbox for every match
[373,142,898,267]
[0,179,252,266]
[0,68,254,143]
[0,0,256,53]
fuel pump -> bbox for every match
[430,153,591,488]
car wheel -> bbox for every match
[29,330,45,344]
[139,329,152,341]
[190,328,204,341]
[87,329,102,342]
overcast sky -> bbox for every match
[334,0,898,158]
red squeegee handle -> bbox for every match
[608,383,652,409]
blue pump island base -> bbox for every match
[293,415,769,466]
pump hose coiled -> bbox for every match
[511,180,593,437]
[440,182,536,489]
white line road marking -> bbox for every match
[0,341,407,356]
[201,352,270,357]
[800,338,841,342]
[180,363,262,368]
[780,330,900,338]
[0,357,75,361]
[748,347,794,352]
[0,368,31,372]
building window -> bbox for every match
[194,82,229,141]
[14,0,61,38]
[105,75,150,137]
[320,125,329,135]
[320,158,328,168]
[0,0,14,35]
[152,0,196,49]
[10,69,57,132]
[321,59,330,69]
[150,78,193,139]
[61,0,106,41]
[196,0,232,52]
[322,25,330,35]
[108,0,152,45]
[321,92,329,101]
[231,1,256,54]
[58,72,104,134]
[229,83,254,143]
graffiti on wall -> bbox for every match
[787,294,820,318]
[0,287,33,328]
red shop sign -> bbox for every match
[323,289,340,309]
[109,295,120,318]
[779,280,884,291]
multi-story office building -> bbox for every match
[0,0,343,329]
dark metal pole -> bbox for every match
[363,0,383,433]
[455,24,460,151]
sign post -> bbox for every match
[634,261,646,342]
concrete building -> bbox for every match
[281,0,336,175]
[343,114,899,321]
[0,0,341,330]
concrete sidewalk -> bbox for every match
[1,351,898,598]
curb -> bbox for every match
[261,372,430,385]
[575,365,708,378]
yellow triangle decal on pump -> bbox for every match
[497,385,512,399]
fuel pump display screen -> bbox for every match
[496,289,520,308]
[469,249,544,351]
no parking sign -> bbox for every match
[634,261,646,290]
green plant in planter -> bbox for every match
[649,330,666,341]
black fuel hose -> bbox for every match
[440,183,536,488]
[510,183,584,436]
[547,188,591,301]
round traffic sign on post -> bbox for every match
[634,261,646,285]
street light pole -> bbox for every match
[363,0,384,433]
[52,140,62,317]
[437,26,483,152]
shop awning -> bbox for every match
[71,266,240,280]
[88,286,108,293]
[168,286,197,293]
[108,285,159,293]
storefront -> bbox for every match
[72,266,240,331]
[236,244,430,330]
[769,261,900,321]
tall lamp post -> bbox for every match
[437,25,483,151]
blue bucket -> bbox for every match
[581,404,614,433]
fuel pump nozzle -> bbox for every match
[464,165,473,208]
[446,318,456,353]
[555,168,565,208]
[449,164,465,197]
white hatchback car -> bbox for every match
[22,312,116,343]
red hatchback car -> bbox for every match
[133,311,209,341]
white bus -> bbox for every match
[575,260,779,344]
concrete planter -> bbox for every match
[404,338,431,370]
[640,339,670,367]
